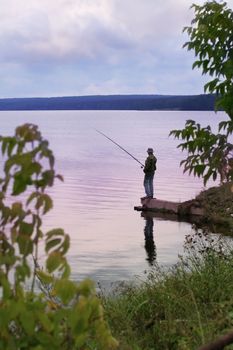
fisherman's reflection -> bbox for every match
[143,215,156,265]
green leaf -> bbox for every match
[28,162,42,176]
[213,171,217,181]
[45,238,62,254]
[61,262,71,279]
[46,252,65,273]
[77,279,95,297]
[46,228,65,239]
[19,221,34,236]
[54,278,77,304]
[35,333,56,347]
[20,310,35,335]
[16,123,41,142]
[56,174,64,182]
[16,263,31,282]
[1,138,8,155]
[17,234,33,256]
[11,202,23,220]
[7,138,17,157]
[0,272,11,299]
[36,270,54,285]
[195,164,205,176]
[42,194,53,214]
[37,312,54,333]
[26,191,39,206]
[35,194,53,214]
[12,174,28,195]
[61,234,70,255]
[41,170,55,187]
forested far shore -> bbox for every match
[0,94,217,111]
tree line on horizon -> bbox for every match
[0,94,216,111]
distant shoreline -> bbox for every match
[0,94,217,111]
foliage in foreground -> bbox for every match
[0,124,118,349]
[102,230,233,350]
[170,1,233,185]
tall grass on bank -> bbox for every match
[101,230,233,350]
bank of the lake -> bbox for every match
[138,182,233,236]
[180,182,233,235]
[102,229,233,350]
[194,182,233,234]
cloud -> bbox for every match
[0,0,130,64]
[0,0,232,97]
[0,0,196,64]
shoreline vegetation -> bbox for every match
[101,226,233,350]
[0,94,216,111]
[192,182,233,234]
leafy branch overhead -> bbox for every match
[0,123,118,349]
[170,119,233,185]
[170,1,233,185]
[183,1,233,118]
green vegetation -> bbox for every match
[194,182,233,232]
[102,231,233,349]
[0,124,117,349]
[168,1,233,233]
[170,1,233,185]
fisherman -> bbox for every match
[143,148,157,199]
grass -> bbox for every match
[101,230,233,350]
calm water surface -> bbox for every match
[0,110,228,286]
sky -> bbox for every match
[0,0,232,98]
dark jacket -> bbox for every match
[144,155,157,175]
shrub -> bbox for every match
[0,123,118,349]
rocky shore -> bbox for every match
[135,182,233,234]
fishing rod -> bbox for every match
[95,129,144,168]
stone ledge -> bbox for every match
[137,197,205,217]
[140,198,180,214]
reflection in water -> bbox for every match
[0,110,223,284]
[143,215,157,265]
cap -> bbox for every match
[147,148,154,153]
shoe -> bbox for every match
[141,196,149,200]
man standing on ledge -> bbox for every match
[143,148,157,199]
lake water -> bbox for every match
[0,110,228,287]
